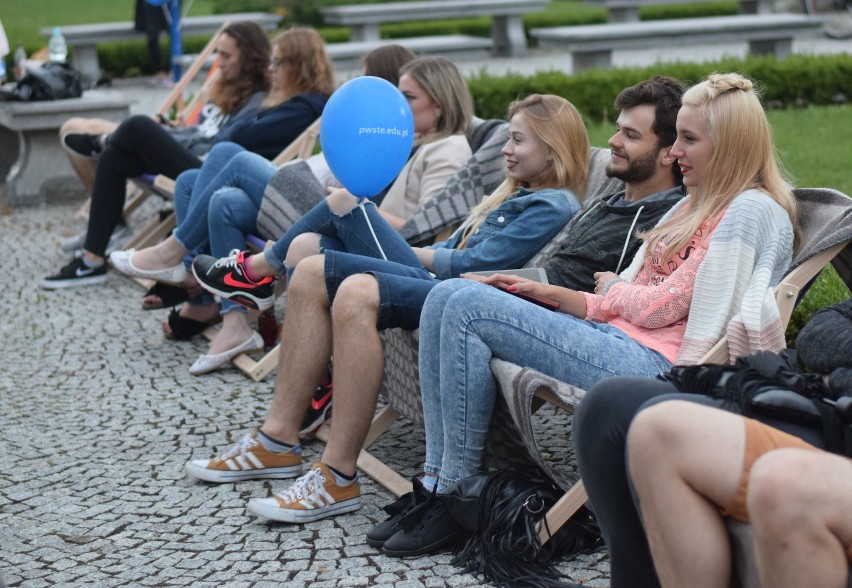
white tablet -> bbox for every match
[465,267,549,284]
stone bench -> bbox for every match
[326,35,494,70]
[586,0,772,22]
[41,13,281,83]
[531,13,823,72]
[0,89,133,207]
[320,0,549,58]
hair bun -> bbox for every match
[708,73,754,93]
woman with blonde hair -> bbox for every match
[186,93,586,376]
[385,73,799,556]
[182,94,589,525]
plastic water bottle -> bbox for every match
[48,28,68,63]
[13,45,27,80]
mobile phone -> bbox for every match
[493,283,560,311]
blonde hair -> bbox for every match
[456,94,590,249]
[399,56,474,143]
[643,73,799,263]
[266,27,336,106]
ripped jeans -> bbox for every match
[262,197,419,277]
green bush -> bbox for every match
[97,36,212,78]
[466,54,852,121]
[641,1,738,20]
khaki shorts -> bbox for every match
[721,417,852,562]
[722,416,817,522]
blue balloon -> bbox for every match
[320,76,414,198]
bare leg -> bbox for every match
[127,235,188,271]
[320,274,384,476]
[246,232,321,279]
[749,448,852,588]
[207,309,257,354]
[260,255,333,446]
[628,401,746,588]
[160,302,221,339]
[59,117,118,191]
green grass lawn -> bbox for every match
[2,0,216,50]
[587,103,852,342]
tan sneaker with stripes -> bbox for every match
[184,431,302,483]
[247,462,361,523]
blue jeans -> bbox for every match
[263,198,415,276]
[324,251,435,330]
[173,142,275,256]
[419,278,673,489]
[172,143,276,312]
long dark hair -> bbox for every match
[208,21,271,113]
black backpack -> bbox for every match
[13,63,83,101]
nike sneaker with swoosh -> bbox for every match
[192,249,274,310]
[41,256,108,289]
[300,381,333,437]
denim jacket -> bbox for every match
[428,188,580,279]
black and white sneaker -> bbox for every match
[192,250,275,311]
[41,257,107,289]
[299,382,333,437]
[61,132,104,159]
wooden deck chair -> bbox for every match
[489,187,852,546]
[193,117,323,379]
[300,146,625,497]
[326,187,852,510]
[73,30,223,223]
[228,118,513,382]
[120,39,224,252]
[124,117,322,298]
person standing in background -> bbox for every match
[134,0,177,87]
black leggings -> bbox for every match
[573,376,824,588]
[84,116,201,256]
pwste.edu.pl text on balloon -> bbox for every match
[358,127,410,137]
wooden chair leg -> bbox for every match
[537,480,588,545]
[313,405,410,497]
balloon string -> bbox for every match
[358,200,388,261]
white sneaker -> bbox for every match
[59,223,134,255]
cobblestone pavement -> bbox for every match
[0,203,609,586]
[3,27,850,587]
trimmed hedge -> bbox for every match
[466,54,852,122]
[97,37,213,78]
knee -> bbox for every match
[209,142,245,162]
[209,189,241,216]
[747,450,812,526]
[288,254,327,299]
[285,233,322,268]
[175,169,198,191]
[60,117,86,136]
[331,275,380,326]
[114,115,154,140]
[627,401,689,466]
[327,189,358,216]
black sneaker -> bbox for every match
[61,132,104,159]
[366,477,430,548]
[41,256,107,289]
[192,249,274,311]
[381,488,462,557]
[299,382,333,437]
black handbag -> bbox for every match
[442,470,602,588]
[13,63,83,101]
[663,350,852,456]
